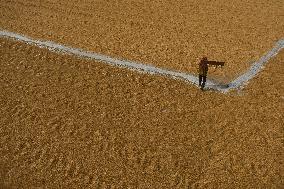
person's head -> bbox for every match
[202,57,207,61]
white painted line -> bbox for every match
[0,29,283,93]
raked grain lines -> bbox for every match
[1,29,283,93]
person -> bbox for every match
[198,57,208,90]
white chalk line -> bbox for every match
[0,29,283,93]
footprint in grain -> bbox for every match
[47,155,59,169]
[65,161,76,178]
[11,104,25,118]
[94,130,103,142]
[48,116,62,132]
[30,147,46,168]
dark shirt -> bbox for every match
[199,60,208,76]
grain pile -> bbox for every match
[0,36,283,188]
[1,0,284,83]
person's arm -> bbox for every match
[197,62,202,74]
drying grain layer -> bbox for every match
[1,0,284,83]
[1,37,284,188]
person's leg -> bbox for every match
[199,75,202,86]
[201,76,206,89]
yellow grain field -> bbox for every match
[1,0,284,81]
[0,0,284,188]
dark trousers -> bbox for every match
[199,74,207,89]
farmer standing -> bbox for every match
[199,57,208,90]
